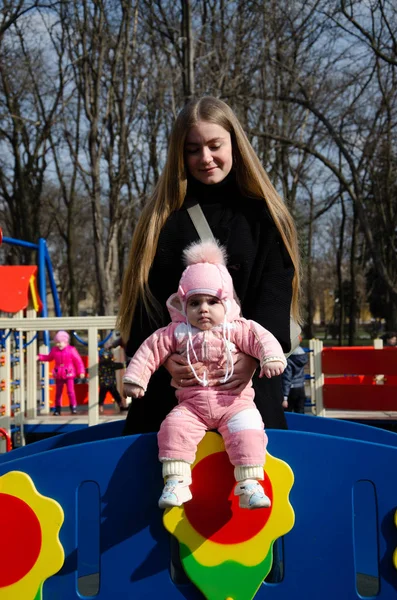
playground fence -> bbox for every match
[0,316,117,440]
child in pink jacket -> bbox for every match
[123,240,286,510]
[38,330,85,415]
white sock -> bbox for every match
[234,465,264,482]
[161,459,191,480]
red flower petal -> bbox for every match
[0,493,42,587]
[185,452,273,544]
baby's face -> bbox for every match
[186,294,225,330]
[56,341,67,350]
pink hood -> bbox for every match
[166,239,241,324]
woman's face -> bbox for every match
[184,121,233,185]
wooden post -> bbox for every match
[311,339,324,417]
[26,307,37,419]
[88,327,99,426]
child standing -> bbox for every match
[98,349,128,414]
[38,330,85,415]
[123,240,286,510]
[281,339,308,413]
[381,331,397,347]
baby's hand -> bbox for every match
[123,383,144,398]
[260,361,285,379]
[79,373,85,379]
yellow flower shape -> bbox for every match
[163,431,294,567]
[0,471,64,600]
[393,509,397,570]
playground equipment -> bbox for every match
[0,316,120,438]
[0,229,125,440]
[0,413,396,599]
[0,230,61,442]
[0,233,61,323]
[1,312,396,448]
[0,428,12,452]
[310,339,397,420]
[0,266,43,445]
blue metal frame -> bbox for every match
[2,235,61,317]
[72,331,113,347]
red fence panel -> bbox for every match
[322,347,397,375]
[323,377,397,410]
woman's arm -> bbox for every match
[243,224,294,353]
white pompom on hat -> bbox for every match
[183,240,228,268]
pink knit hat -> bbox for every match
[177,240,240,320]
[54,330,70,343]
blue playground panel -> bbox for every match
[0,414,397,599]
[0,420,125,463]
[3,413,396,467]
[286,412,397,447]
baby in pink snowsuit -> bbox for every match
[38,330,85,416]
[123,240,286,510]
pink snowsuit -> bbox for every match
[38,346,85,408]
[123,293,286,469]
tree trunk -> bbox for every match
[181,0,195,102]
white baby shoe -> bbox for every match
[158,476,193,509]
[234,479,271,509]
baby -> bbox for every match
[123,240,286,509]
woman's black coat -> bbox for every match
[123,175,294,434]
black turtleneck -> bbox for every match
[185,170,239,203]
[123,173,294,434]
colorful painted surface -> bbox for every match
[393,510,397,571]
[0,471,64,600]
[163,432,295,600]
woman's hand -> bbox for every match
[123,383,145,398]
[164,354,206,387]
[210,354,259,392]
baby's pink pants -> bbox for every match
[158,387,267,467]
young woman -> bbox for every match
[117,96,301,435]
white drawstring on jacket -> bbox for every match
[221,315,234,383]
[186,322,208,386]
[184,315,234,388]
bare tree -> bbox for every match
[61,0,145,315]
[0,9,63,263]
[0,0,59,37]
[335,0,397,67]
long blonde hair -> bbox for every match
[117,96,301,342]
